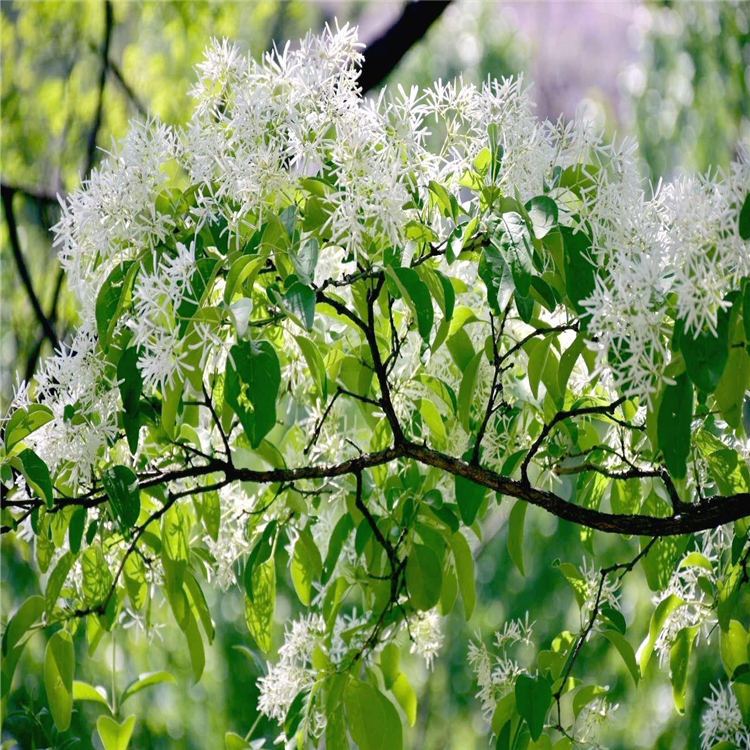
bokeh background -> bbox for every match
[1,2,749,748]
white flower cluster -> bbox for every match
[256,608,376,743]
[52,118,176,310]
[408,609,444,670]
[651,527,727,668]
[577,695,619,748]
[701,682,750,750]
[468,615,534,722]
[130,240,198,393]
[580,557,621,628]
[22,323,120,488]
[257,614,326,733]
[584,147,750,403]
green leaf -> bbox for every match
[1,642,24,701]
[345,679,403,750]
[95,261,137,351]
[124,554,147,611]
[739,193,750,240]
[487,123,504,182]
[101,465,140,529]
[610,478,641,515]
[496,212,534,297]
[226,339,281,449]
[507,500,527,577]
[284,688,309,739]
[68,507,86,555]
[244,521,277,602]
[639,492,689,591]
[387,267,434,343]
[601,631,639,686]
[199,489,221,543]
[447,327,476,372]
[294,335,328,403]
[478,244,514,315]
[638,594,685,676]
[720,620,749,679]
[245,558,275,653]
[161,503,191,563]
[721,621,750,723]
[525,196,558,239]
[439,553,458,614]
[406,543,442,611]
[391,673,417,727]
[224,255,264,304]
[561,226,596,316]
[679,552,713,571]
[181,574,211,644]
[81,545,114,608]
[657,372,693,479]
[46,551,75,617]
[419,398,446,443]
[578,473,608,554]
[291,526,322,606]
[224,731,251,750]
[291,237,320,285]
[118,347,143,454]
[455,466,487,528]
[176,258,219,336]
[120,671,176,705]
[680,312,729,393]
[2,595,44,656]
[491,692,516,736]
[527,338,555,401]
[282,281,316,331]
[18,448,53,507]
[161,373,183,440]
[44,630,75,732]
[458,350,484,432]
[73,681,110,707]
[451,532,476,619]
[380,643,401,690]
[322,514,354,585]
[714,312,750,428]
[514,674,552,742]
[185,610,205,684]
[4,404,53,451]
[600,606,627,635]
[97,714,136,750]
[704,447,750,496]
[428,180,457,219]
[670,627,697,714]
[557,335,585,396]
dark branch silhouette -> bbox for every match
[358,0,452,94]
[1,185,59,352]
[84,0,114,178]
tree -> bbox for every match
[2,24,750,750]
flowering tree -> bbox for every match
[2,25,750,749]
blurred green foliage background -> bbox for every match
[1,2,748,748]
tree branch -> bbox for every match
[358,1,453,94]
[9,436,748,539]
[521,399,626,485]
[1,186,60,352]
[83,0,114,178]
